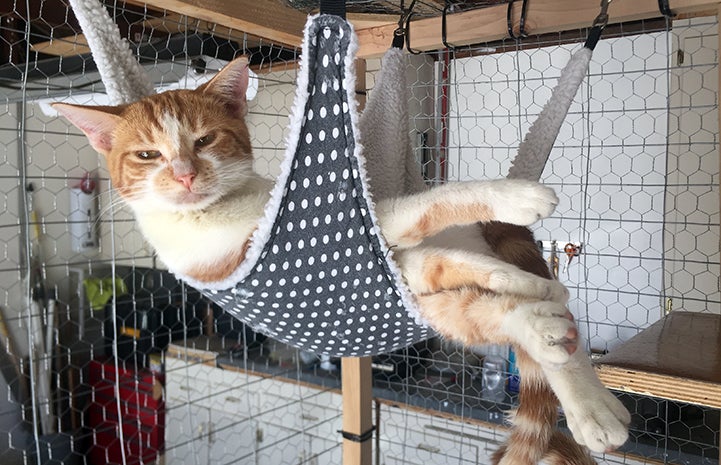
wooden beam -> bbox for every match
[34,11,397,58]
[341,357,373,465]
[126,0,307,47]
[347,13,397,30]
[31,13,187,56]
[32,34,90,56]
[355,0,721,57]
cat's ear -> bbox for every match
[52,103,124,154]
[200,56,250,118]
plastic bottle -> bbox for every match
[481,345,507,403]
[508,347,520,394]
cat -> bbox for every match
[53,56,630,464]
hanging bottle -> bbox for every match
[481,344,507,403]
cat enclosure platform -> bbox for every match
[595,311,721,443]
[595,311,721,409]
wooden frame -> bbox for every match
[127,0,720,57]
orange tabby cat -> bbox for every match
[54,56,629,464]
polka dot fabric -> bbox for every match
[203,15,431,357]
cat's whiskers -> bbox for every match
[96,196,130,219]
[93,187,144,227]
[215,160,256,191]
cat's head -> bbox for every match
[53,56,254,213]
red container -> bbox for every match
[87,359,164,465]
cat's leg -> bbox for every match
[376,179,558,248]
[417,289,630,453]
[416,289,577,367]
[491,347,596,465]
[395,247,569,303]
[542,351,631,453]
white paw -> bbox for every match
[546,280,570,303]
[489,180,558,225]
[489,272,569,303]
[502,302,578,367]
[564,384,631,453]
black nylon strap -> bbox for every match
[658,0,673,17]
[320,0,346,19]
[339,426,375,443]
[392,29,405,49]
[584,25,603,51]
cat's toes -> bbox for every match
[547,281,570,303]
[565,389,631,453]
[525,276,570,304]
[502,302,578,367]
[491,180,558,226]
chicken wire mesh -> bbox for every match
[0,1,719,465]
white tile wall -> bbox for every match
[446,19,720,351]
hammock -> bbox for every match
[66,0,599,356]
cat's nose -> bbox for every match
[175,173,196,190]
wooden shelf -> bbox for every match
[596,312,721,409]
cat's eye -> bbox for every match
[195,133,216,148]
[137,150,162,160]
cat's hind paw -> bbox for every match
[546,280,570,303]
[565,386,631,453]
[502,302,578,367]
[489,180,558,226]
[489,271,569,304]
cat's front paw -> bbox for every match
[502,302,578,367]
[564,381,631,453]
[490,180,558,226]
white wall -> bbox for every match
[665,18,720,314]
[445,19,720,352]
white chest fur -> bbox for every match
[133,178,272,275]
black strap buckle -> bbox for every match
[585,0,612,50]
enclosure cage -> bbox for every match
[0,0,720,464]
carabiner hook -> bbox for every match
[405,10,423,55]
[591,0,612,29]
[584,0,612,50]
[393,0,422,54]
[507,0,530,40]
[442,0,458,51]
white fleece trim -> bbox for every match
[508,47,592,181]
[343,49,427,328]
[181,16,426,328]
[176,16,320,292]
[68,0,155,104]
[339,34,426,328]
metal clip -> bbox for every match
[591,0,612,29]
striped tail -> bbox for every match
[481,222,595,465]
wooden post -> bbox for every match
[717,4,721,445]
[341,357,373,465]
[341,58,372,465]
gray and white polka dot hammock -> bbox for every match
[67,0,599,357]
[198,15,433,356]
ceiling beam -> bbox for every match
[128,0,308,47]
[32,13,189,57]
[355,0,720,57]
